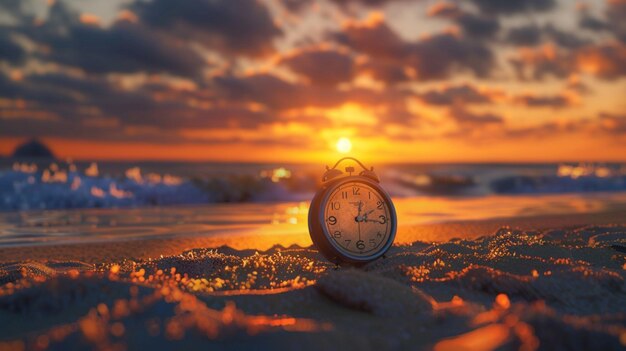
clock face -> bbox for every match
[322,180,394,258]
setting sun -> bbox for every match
[336,137,352,154]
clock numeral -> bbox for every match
[356,240,365,250]
[376,201,384,209]
[377,232,383,237]
[331,202,340,210]
[327,216,337,225]
[344,239,351,247]
[333,230,341,238]
[352,187,360,195]
[341,191,348,199]
[379,215,387,224]
[368,191,371,199]
[369,239,376,247]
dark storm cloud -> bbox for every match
[131,0,282,57]
[509,47,574,80]
[469,0,556,15]
[329,0,409,7]
[510,40,626,80]
[5,2,207,78]
[0,71,85,105]
[456,14,500,39]
[38,22,206,77]
[333,20,405,59]
[0,0,38,23]
[215,73,315,110]
[418,84,493,105]
[0,70,278,143]
[448,107,503,125]
[358,60,411,84]
[506,25,542,46]
[506,25,589,48]
[0,32,26,64]
[500,121,581,139]
[406,34,494,79]
[334,20,495,81]
[578,1,626,43]
[428,4,499,40]
[579,14,609,31]
[214,72,408,111]
[280,49,356,87]
[544,25,589,49]
[514,94,571,108]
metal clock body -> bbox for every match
[308,158,397,265]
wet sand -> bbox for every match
[0,208,624,264]
[0,210,625,350]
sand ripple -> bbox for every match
[0,225,624,350]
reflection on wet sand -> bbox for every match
[2,193,626,249]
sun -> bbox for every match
[336,137,352,154]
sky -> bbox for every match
[0,0,625,163]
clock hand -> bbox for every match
[355,201,364,222]
[359,209,376,222]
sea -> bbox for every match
[1,159,625,247]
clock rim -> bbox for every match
[308,176,397,264]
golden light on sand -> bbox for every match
[336,137,352,154]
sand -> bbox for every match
[0,213,625,350]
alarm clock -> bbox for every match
[308,157,397,265]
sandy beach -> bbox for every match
[3,0,626,348]
[1,208,625,350]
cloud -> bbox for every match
[506,25,543,46]
[428,4,499,40]
[215,73,317,110]
[576,42,626,79]
[506,24,589,48]
[334,17,495,81]
[280,49,356,86]
[333,15,405,59]
[455,13,500,39]
[0,32,25,64]
[418,84,496,105]
[427,2,463,18]
[599,112,626,134]
[469,0,556,15]
[9,3,207,78]
[214,72,407,111]
[41,22,206,77]
[406,33,494,79]
[131,0,282,57]
[509,41,626,81]
[579,0,626,43]
[358,60,412,84]
[0,70,278,143]
[513,94,572,108]
[448,107,504,125]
